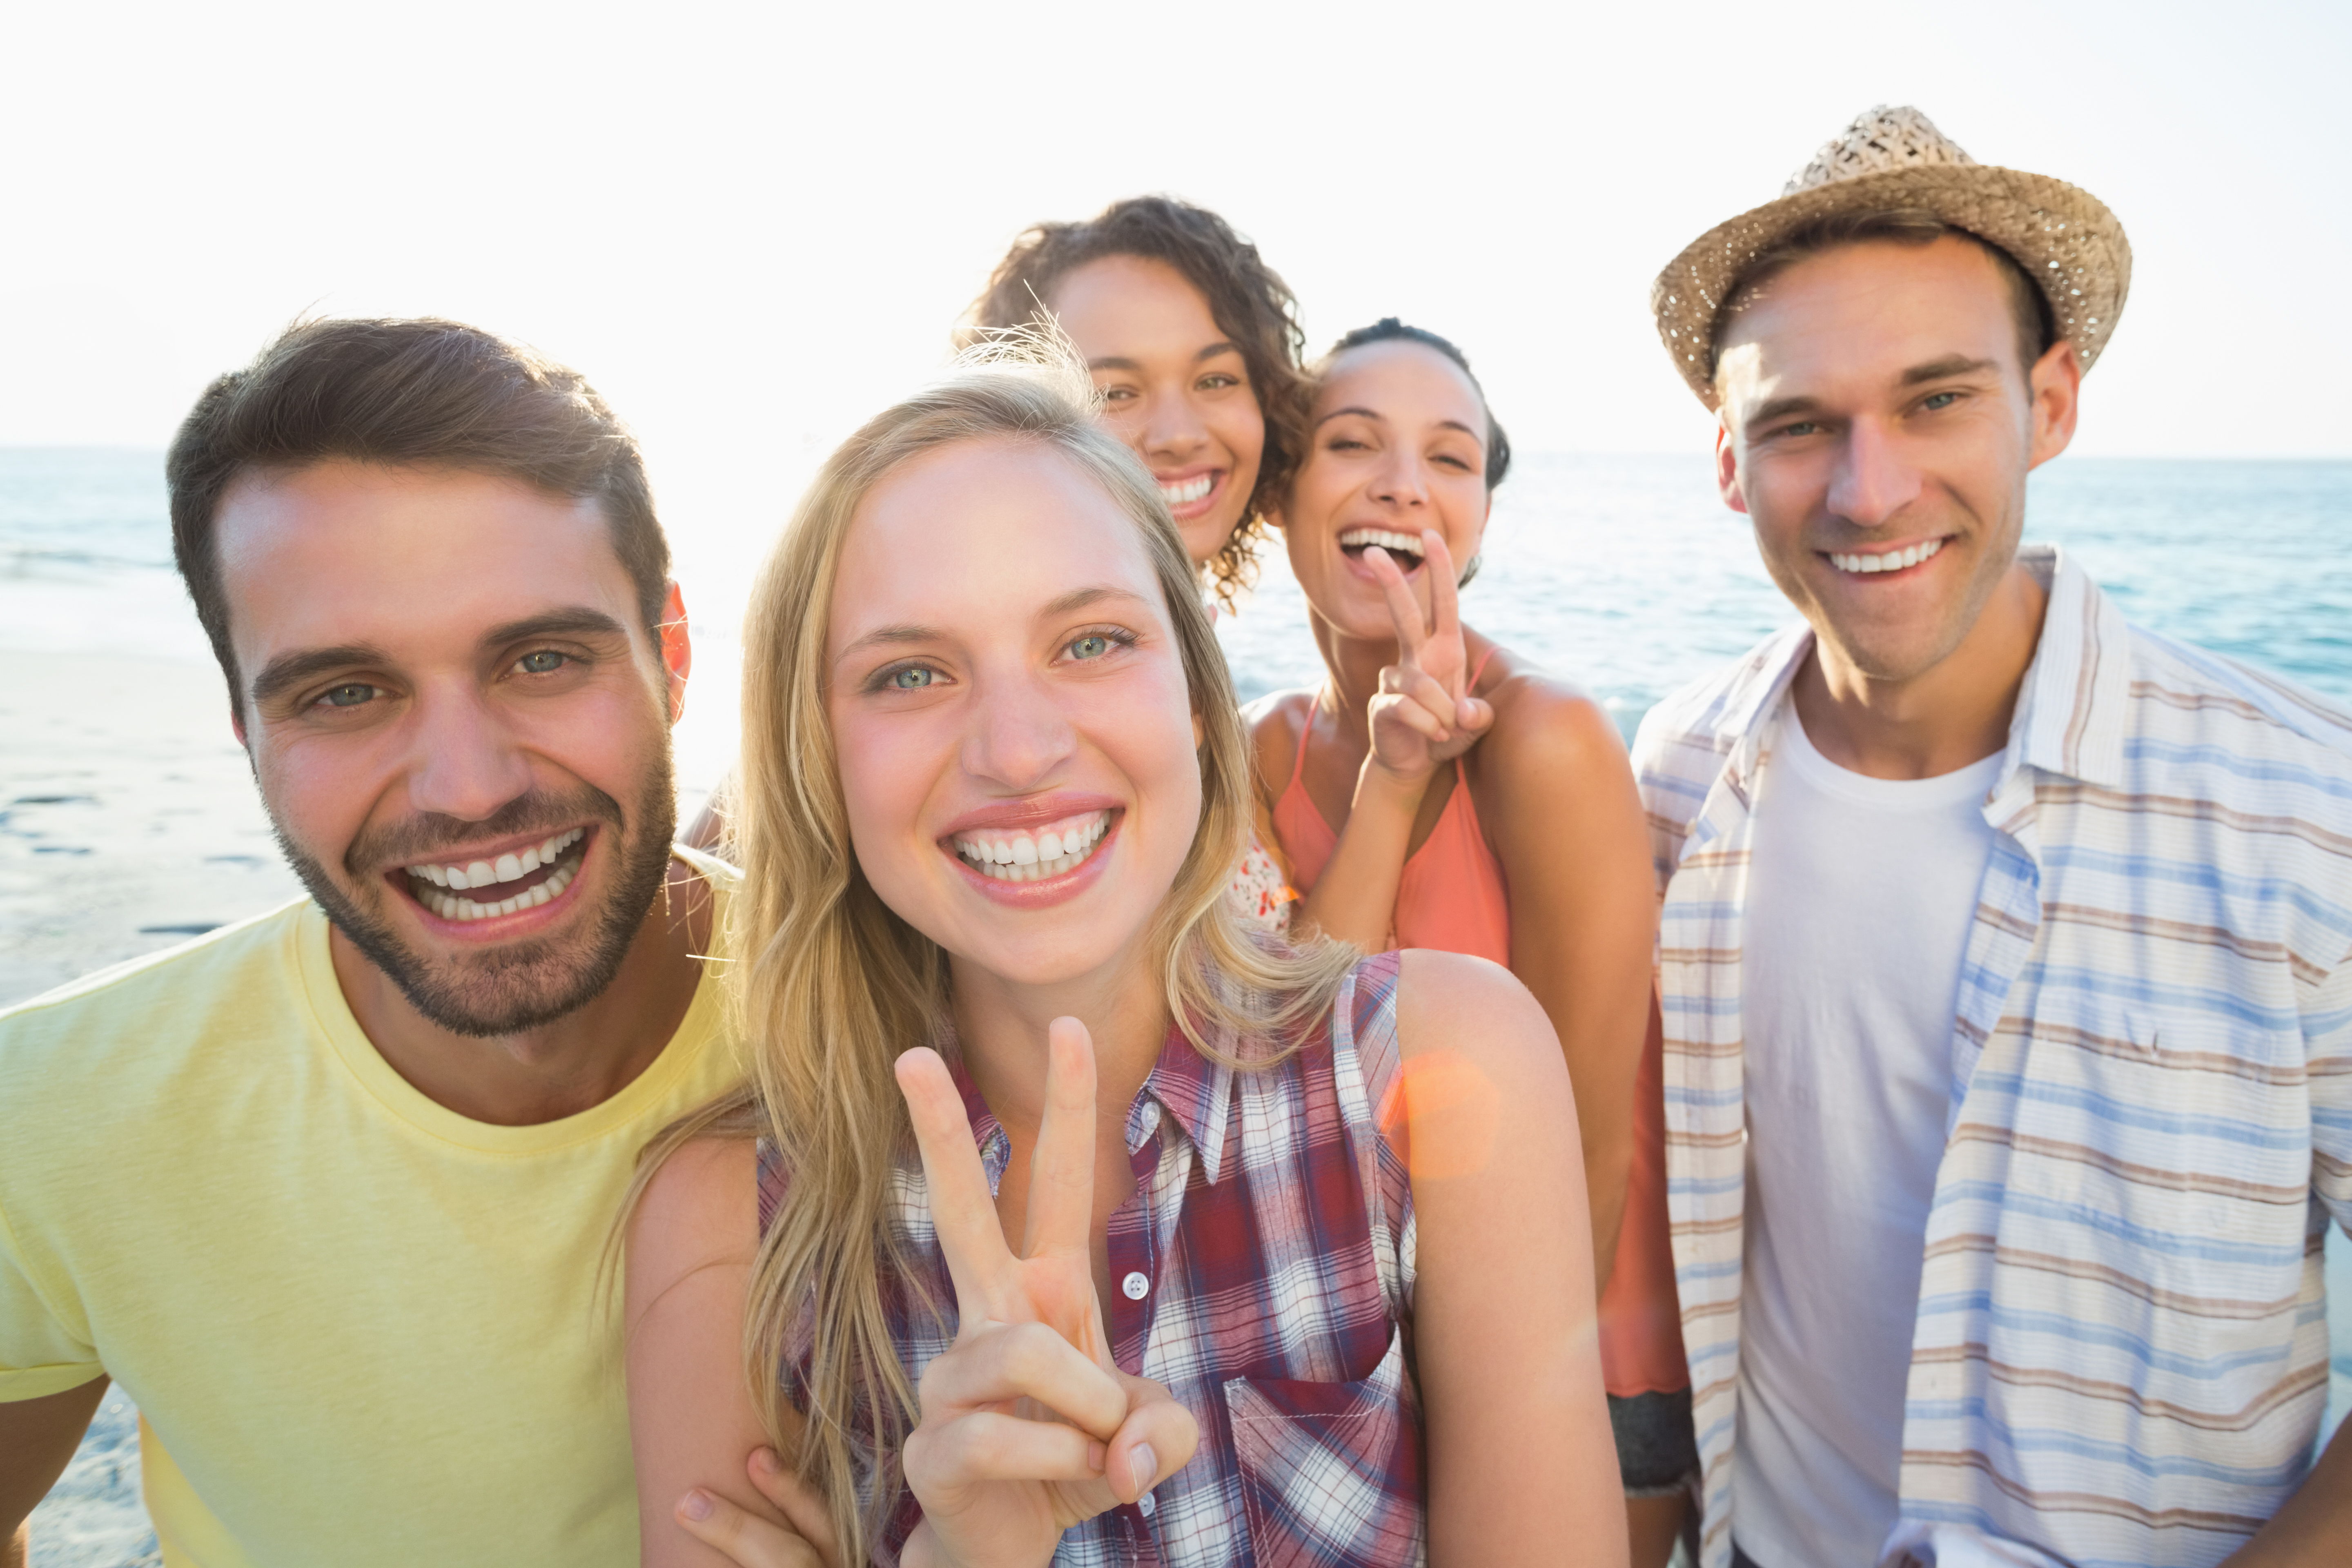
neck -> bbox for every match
[331,856,712,1126]
[949,939,1172,1143]
[1308,610,1392,747]
[1795,561,2049,779]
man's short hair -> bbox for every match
[1709,208,2058,400]
[166,318,671,706]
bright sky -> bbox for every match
[3,0,2344,515]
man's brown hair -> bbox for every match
[1711,208,2057,396]
[960,196,1309,605]
[166,317,670,707]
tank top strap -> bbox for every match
[1287,692,1318,795]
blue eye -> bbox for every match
[1068,634,1111,660]
[890,666,937,689]
[320,683,376,708]
[517,650,566,674]
[1922,392,1960,410]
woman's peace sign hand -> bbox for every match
[1363,529,1493,784]
[893,1018,1198,1568]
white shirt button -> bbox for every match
[1138,1490,1156,1518]
[1121,1271,1150,1300]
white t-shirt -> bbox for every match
[1732,706,2005,1568]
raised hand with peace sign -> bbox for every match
[1360,528,1494,787]
[892,1017,1197,1568]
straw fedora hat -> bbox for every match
[1650,105,2131,410]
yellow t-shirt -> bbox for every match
[0,852,743,1567]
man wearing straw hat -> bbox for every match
[1633,107,2352,1567]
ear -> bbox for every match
[2025,339,2083,473]
[658,581,692,724]
[1714,420,1748,515]
[230,702,248,749]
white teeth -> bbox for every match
[951,811,1111,883]
[1158,474,1214,505]
[405,828,586,915]
[1830,538,1944,575]
[1338,527,1425,557]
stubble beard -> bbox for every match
[276,758,680,1039]
[1786,487,2027,690]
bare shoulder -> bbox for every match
[625,1135,758,1324]
[1241,686,1316,743]
[1242,687,1318,790]
[1394,949,1562,1078]
[1466,645,1633,805]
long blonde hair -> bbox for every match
[638,352,1351,1563]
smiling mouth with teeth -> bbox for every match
[401,826,590,922]
[1158,473,1216,508]
[950,810,1113,883]
[1338,526,1426,572]
[1829,537,1947,575]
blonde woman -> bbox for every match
[622,359,1626,1568]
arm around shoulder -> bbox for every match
[1393,950,1628,1567]
[626,1136,805,1567]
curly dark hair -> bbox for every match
[960,196,1308,605]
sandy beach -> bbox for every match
[1,651,305,1007]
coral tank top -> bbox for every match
[1267,649,1688,1398]
[1270,652,1512,966]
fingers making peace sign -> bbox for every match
[1362,529,1494,784]
[891,1018,1198,1568]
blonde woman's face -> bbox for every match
[1048,255,1265,569]
[826,437,1204,987]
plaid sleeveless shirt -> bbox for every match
[757,951,1422,1566]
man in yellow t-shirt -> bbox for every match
[0,318,742,1568]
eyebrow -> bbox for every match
[1900,354,2002,385]
[1085,341,1243,374]
[250,644,394,708]
[247,608,634,708]
[479,608,635,649]
[1746,394,1824,428]
[1314,405,1483,440]
[835,623,942,664]
[1042,585,1149,617]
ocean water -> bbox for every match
[3,448,2349,1561]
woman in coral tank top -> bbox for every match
[1248,320,1693,1564]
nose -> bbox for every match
[1825,418,1921,530]
[1369,446,1431,511]
[958,661,1078,794]
[403,681,537,824]
[1138,388,1209,468]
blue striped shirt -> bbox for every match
[1632,545,2352,1568]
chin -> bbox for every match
[1824,628,1964,686]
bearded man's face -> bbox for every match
[216,460,683,1036]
